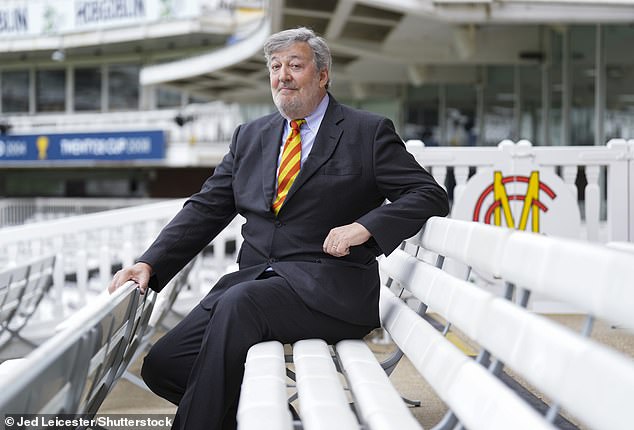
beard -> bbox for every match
[272,82,325,119]
[273,91,307,119]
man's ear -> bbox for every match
[319,69,329,88]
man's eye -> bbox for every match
[271,65,280,71]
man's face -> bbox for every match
[269,42,328,119]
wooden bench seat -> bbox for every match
[238,217,634,430]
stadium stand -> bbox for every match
[238,217,634,430]
[0,255,56,351]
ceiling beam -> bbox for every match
[326,0,356,39]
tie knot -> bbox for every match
[290,119,305,131]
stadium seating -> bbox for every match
[0,282,152,420]
[238,217,634,430]
[0,255,56,350]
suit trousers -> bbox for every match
[140,271,375,430]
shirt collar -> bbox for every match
[286,93,329,133]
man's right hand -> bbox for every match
[108,262,152,294]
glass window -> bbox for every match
[446,84,476,146]
[36,69,66,112]
[157,86,182,108]
[189,93,211,104]
[605,25,634,141]
[403,85,439,145]
[519,64,541,145]
[483,65,514,146]
[570,25,596,146]
[108,64,139,110]
[74,67,101,111]
[2,70,29,113]
[549,29,564,146]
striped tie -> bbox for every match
[272,119,305,215]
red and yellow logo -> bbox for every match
[473,171,557,232]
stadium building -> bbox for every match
[0,0,633,200]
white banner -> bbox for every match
[0,0,223,38]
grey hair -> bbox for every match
[264,27,332,89]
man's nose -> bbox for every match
[279,65,291,81]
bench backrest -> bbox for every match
[417,216,513,280]
[0,284,140,417]
[6,255,56,334]
[380,253,554,430]
[500,231,634,328]
[116,289,157,379]
[383,216,634,430]
[77,286,140,416]
[0,265,30,330]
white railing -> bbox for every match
[0,200,183,306]
[0,197,164,227]
[407,139,634,243]
[0,199,244,316]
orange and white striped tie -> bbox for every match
[272,119,305,215]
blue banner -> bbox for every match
[0,130,165,162]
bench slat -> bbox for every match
[293,339,360,430]
[500,231,634,328]
[419,216,513,280]
[479,298,634,430]
[336,340,422,430]
[380,286,555,430]
[238,341,293,430]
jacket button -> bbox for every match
[274,220,282,227]
[268,258,278,263]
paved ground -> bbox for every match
[97,312,634,429]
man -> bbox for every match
[109,27,449,430]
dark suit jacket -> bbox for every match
[139,95,448,326]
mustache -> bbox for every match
[277,85,298,91]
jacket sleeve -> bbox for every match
[356,117,449,256]
[138,126,241,292]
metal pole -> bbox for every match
[101,64,109,112]
[476,78,485,146]
[439,84,447,146]
[541,27,551,146]
[594,24,605,146]
[66,65,74,113]
[29,67,36,114]
[561,26,571,146]
[514,64,522,140]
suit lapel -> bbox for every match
[260,115,286,208]
[283,98,344,206]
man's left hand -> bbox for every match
[323,222,371,257]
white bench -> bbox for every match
[0,281,155,419]
[238,217,634,430]
[121,258,196,390]
[0,254,56,350]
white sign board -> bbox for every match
[452,168,581,239]
[0,0,214,38]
